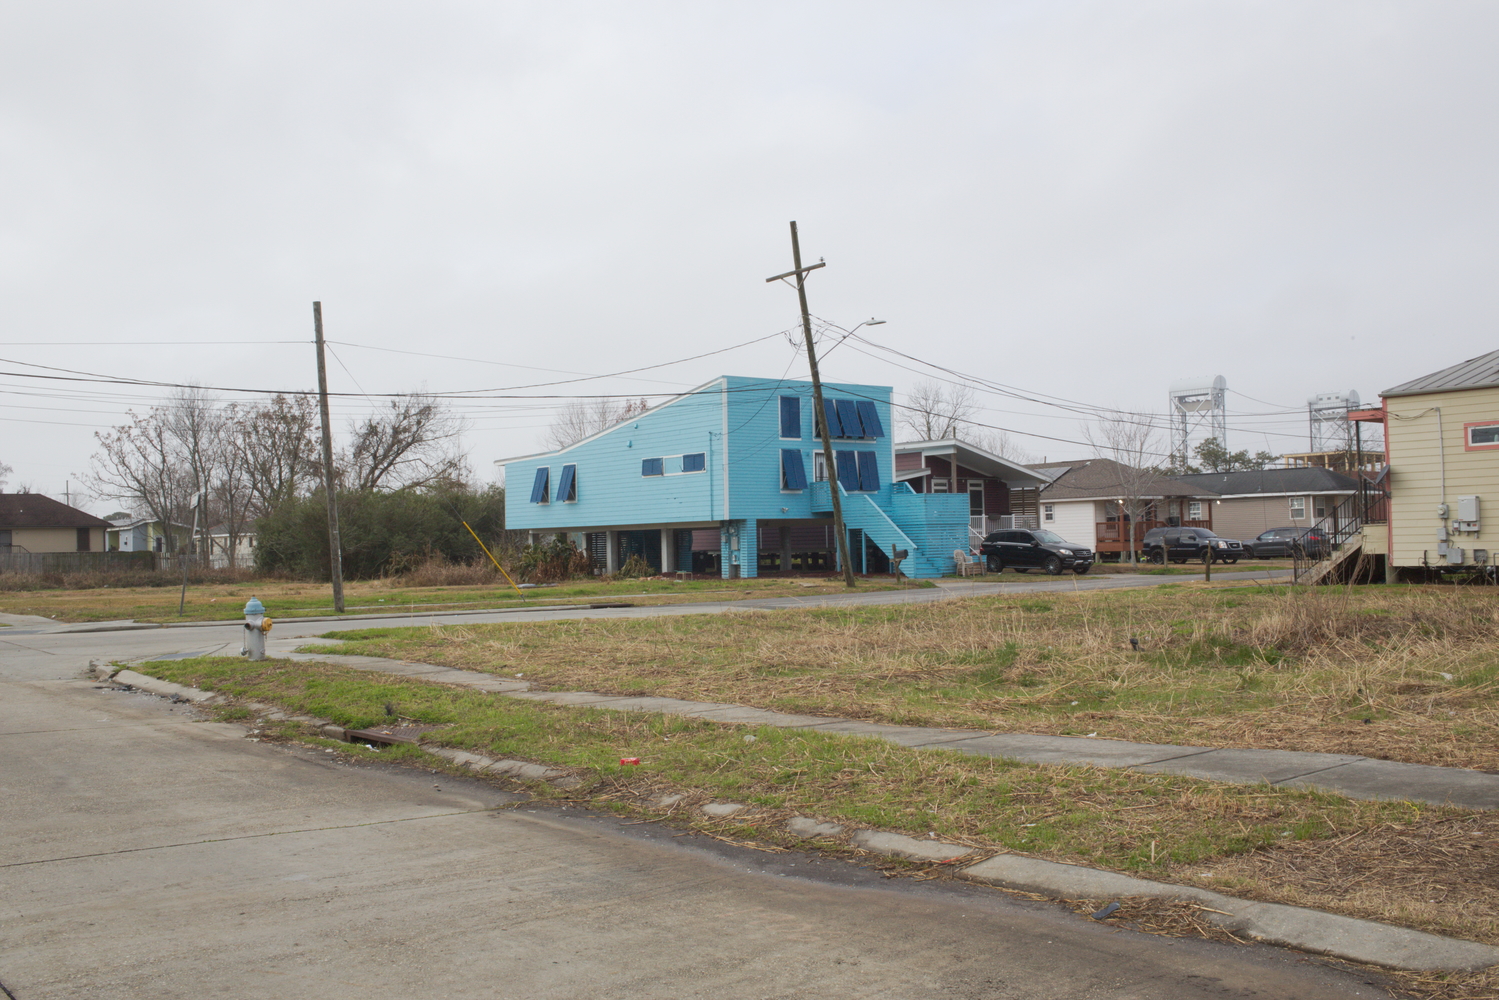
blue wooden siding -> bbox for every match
[505,379,725,531]
[500,375,970,573]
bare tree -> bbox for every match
[967,428,1037,465]
[1083,411,1166,567]
[340,394,468,492]
[232,393,319,517]
[544,397,649,450]
[899,381,977,440]
[88,408,190,553]
[0,460,11,491]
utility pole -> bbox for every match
[313,302,345,614]
[767,221,856,587]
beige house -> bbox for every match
[0,494,112,553]
[1377,349,1499,573]
[1169,468,1363,542]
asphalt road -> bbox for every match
[1,570,1401,999]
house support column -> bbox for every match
[659,527,674,574]
[605,530,619,575]
[779,526,792,573]
[740,518,758,577]
[720,523,736,579]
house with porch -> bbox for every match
[1168,468,1364,542]
[498,376,969,578]
[1032,458,1220,560]
[892,438,1054,549]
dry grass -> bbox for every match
[0,574,913,623]
[323,584,1499,770]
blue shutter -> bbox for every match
[835,450,858,491]
[779,396,800,438]
[556,464,576,502]
[642,458,664,477]
[529,467,550,504]
[822,399,843,438]
[682,452,706,473]
[857,452,880,491]
[781,449,807,490]
[836,399,862,438]
[855,401,885,438]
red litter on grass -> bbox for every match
[620,757,641,765]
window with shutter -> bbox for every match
[529,467,550,504]
[556,464,577,503]
[854,401,884,438]
[779,397,800,438]
[835,450,859,491]
[835,399,863,438]
[856,451,879,491]
[641,458,665,477]
[780,450,808,490]
[681,452,706,473]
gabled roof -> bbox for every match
[894,439,1052,487]
[1171,467,1361,497]
[1039,458,1211,501]
[0,494,114,529]
[1383,349,1499,398]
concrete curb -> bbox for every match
[108,663,1499,975]
[956,854,1499,973]
[110,669,223,704]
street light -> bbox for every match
[817,318,884,359]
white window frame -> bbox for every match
[812,451,827,482]
[1042,504,1054,523]
[1187,501,1202,520]
[1289,496,1306,520]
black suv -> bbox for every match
[1141,527,1245,564]
[1248,527,1330,560]
[980,529,1094,575]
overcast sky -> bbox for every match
[3,2,1496,510]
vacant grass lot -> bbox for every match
[319,584,1499,770]
[136,654,1499,964]
[0,575,921,623]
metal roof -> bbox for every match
[893,439,1053,487]
[1382,348,1499,398]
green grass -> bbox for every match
[139,654,1423,877]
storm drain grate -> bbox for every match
[344,724,447,747]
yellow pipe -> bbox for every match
[463,521,526,598]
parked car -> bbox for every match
[980,528,1094,575]
[1141,527,1245,564]
[1247,527,1331,560]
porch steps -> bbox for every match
[840,492,942,578]
[1297,537,1365,586]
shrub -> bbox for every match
[255,483,519,580]
[615,553,656,579]
[515,534,592,583]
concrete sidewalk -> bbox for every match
[257,636,1499,811]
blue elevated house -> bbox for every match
[498,376,970,578]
